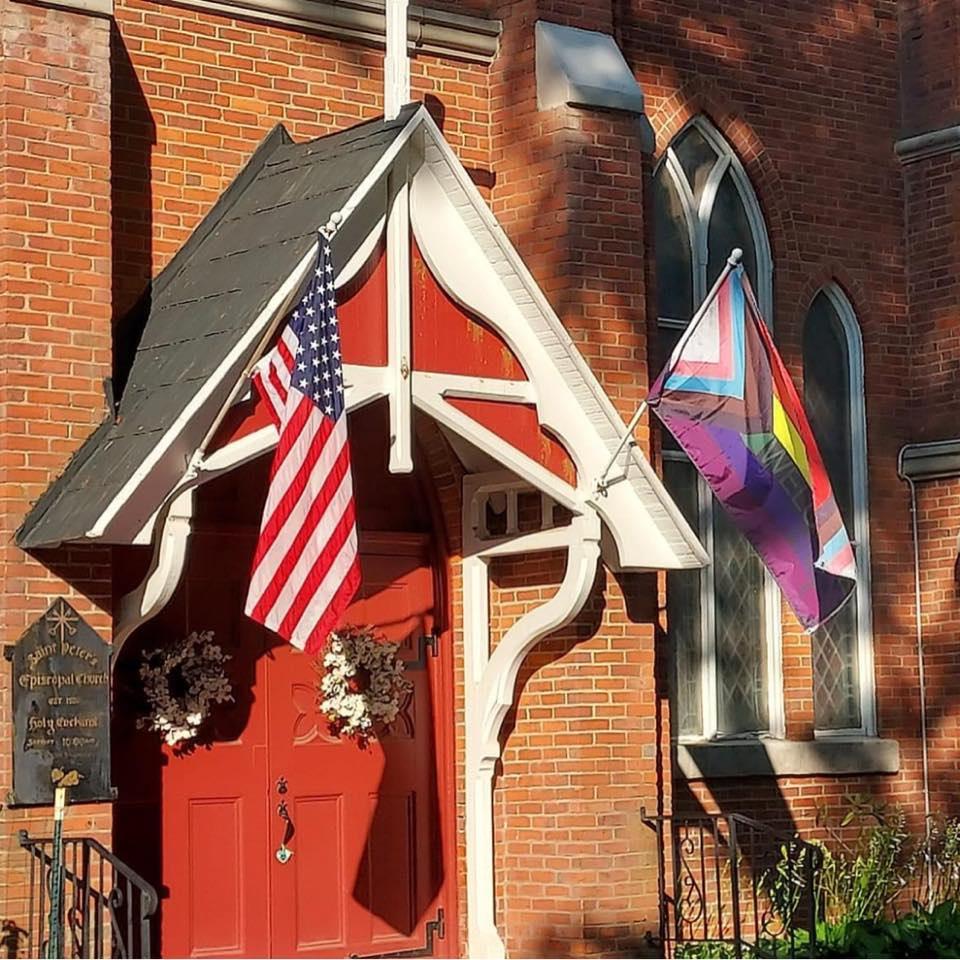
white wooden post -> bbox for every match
[384,0,410,121]
[386,162,412,473]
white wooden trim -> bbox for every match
[413,384,583,513]
[387,160,413,472]
[461,472,601,959]
[410,145,706,571]
[88,111,427,544]
[113,488,194,663]
[383,0,410,120]
[412,370,536,404]
[696,153,731,276]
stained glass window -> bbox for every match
[655,117,776,739]
[803,290,872,732]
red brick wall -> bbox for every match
[111,0,492,318]
[482,3,676,954]
[0,0,114,943]
[622,0,931,837]
[899,0,960,136]
[896,0,960,836]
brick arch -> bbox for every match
[795,265,872,331]
[648,79,800,265]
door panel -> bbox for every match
[160,535,273,959]
[287,795,346,950]
[159,532,451,958]
[186,799,245,955]
[268,537,443,958]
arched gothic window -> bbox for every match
[803,286,875,734]
[655,117,781,740]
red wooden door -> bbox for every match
[157,532,273,959]
[159,531,452,958]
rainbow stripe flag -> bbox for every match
[649,265,856,630]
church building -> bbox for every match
[1,0,958,956]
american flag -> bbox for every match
[244,239,361,652]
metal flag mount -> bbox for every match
[595,248,744,494]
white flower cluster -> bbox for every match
[138,631,233,747]
[317,626,411,741]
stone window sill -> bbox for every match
[676,737,900,780]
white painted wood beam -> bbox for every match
[413,385,583,514]
[461,473,601,959]
[384,0,410,120]
[113,488,195,664]
[387,161,413,473]
[412,370,536,404]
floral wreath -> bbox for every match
[316,625,411,744]
[138,631,233,747]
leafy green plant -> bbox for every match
[674,801,960,958]
[674,941,739,958]
[817,901,960,958]
[814,794,915,924]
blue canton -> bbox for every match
[289,242,344,419]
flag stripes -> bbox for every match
[245,241,361,652]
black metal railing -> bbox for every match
[18,831,158,959]
[642,811,822,958]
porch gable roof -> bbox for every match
[18,103,707,573]
[17,105,420,550]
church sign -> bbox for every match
[5,599,113,806]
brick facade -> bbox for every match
[1,0,959,955]
[0,0,113,944]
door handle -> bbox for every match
[275,794,294,863]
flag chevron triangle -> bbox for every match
[663,267,746,399]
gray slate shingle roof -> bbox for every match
[17,106,418,549]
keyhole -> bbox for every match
[277,776,288,795]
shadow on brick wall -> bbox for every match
[110,24,156,404]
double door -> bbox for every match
[158,532,451,958]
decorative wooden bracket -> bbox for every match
[461,473,601,958]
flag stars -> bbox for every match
[282,247,346,418]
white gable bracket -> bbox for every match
[462,473,601,958]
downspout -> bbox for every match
[897,445,935,897]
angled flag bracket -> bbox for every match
[595,247,743,495]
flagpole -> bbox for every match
[595,247,743,494]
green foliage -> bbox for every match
[814,794,914,925]
[674,800,960,958]
[674,941,738,958]
[672,905,960,958]
[816,901,960,958]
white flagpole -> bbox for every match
[384,0,410,121]
[595,247,743,494]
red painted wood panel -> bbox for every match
[447,396,578,485]
[209,242,388,454]
[152,522,453,958]
[411,241,526,381]
[339,241,387,368]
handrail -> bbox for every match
[18,831,159,959]
[19,832,160,918]
[641,810,822,959]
